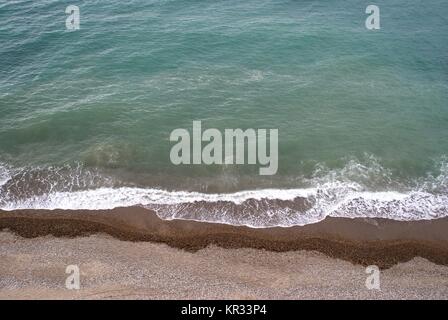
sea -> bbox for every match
[1,0,447,227]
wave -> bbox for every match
[0,158,447,227]
[1,184,447,227]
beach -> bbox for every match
[1,0,448,300]
[1,208,448,299]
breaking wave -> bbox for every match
[0,157,447,227]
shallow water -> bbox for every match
[1,0,447,226]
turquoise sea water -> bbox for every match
[0,0,447,226]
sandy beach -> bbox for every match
[1,232,448,300]
[2,0,448,302]
[1,208,448,299]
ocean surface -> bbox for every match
[1,0,447,227]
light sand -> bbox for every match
[1,231,447,300]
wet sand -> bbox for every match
[1,208,448,299]
[1,208,448,268]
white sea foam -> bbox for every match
[0,187,314,210]
[0,158,447,227]
[1,184,447,227]
[0,163,11,188]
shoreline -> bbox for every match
[1,207,448,269]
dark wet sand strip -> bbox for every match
[1,207,447,269]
